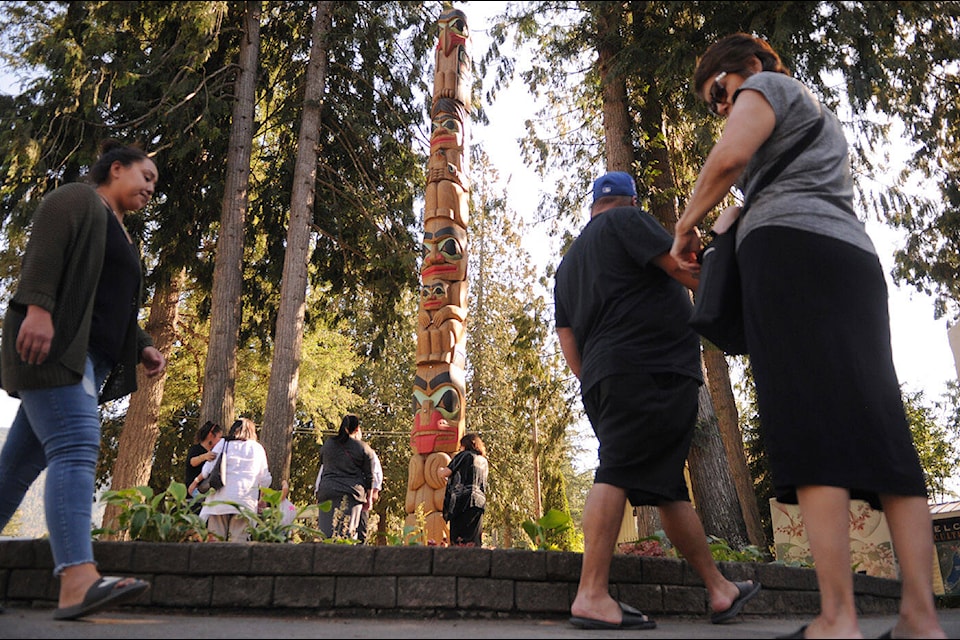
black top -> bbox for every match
[443,449,488,517]
[184,443,208,487]
[89,210,141,365]
[315,436,376,503]
[554,206,702,394]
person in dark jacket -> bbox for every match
[440,432,488,546]
[0,139,166,620]
[314,414,377,539]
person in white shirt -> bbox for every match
[188,417,272,542]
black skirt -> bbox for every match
[738,226,927,507]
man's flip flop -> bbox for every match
[569,600,657,630]
[710,580,761,624]
[52,576,150,620]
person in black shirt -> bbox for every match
[184,421,222,513]
[440,433,488,547]
[556,171,759,630]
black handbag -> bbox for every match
[197,441,228,493]
[688,110,825,355]
[689,217,746,354]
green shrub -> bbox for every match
[94,481,208,542]
[521,509,573,550]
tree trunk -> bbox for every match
[595,0,663,539]
[102,268,184,538]
[199,0,260,430]
[703,347,767,547]
[686,380,750,549]
[261,0,333,487]
[626,9,753,546]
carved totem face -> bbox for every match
[421,218,467,281]
[411,364,465,455]
[436,9,469,57]
[431,98,466,151]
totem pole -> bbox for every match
[406,7,471,545]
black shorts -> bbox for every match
[583,371,699,506]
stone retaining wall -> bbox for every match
[0,539,901,618]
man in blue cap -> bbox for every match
[555,171,760,630]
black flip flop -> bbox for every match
[569,600,657,630]
[711,580,762,624]
[52,576,150,621]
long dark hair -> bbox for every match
[88,139,149,186]
[335,413,360,443]
[460,432,486,457]
[693,32,790,96]
[194,420,222,445]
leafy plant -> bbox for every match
[521,509,573,550]
[94,481,208,542]
[618,531,766,563]
[227,487,329,543]
[706,535,767,563]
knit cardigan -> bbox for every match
[0,182,154,403]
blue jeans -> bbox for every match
[0,352,111,575]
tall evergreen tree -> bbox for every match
[200,0,260,431]
[261,0,333,488]
[482,0,960,547]
[465,152,578,548]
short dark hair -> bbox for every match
[88,139,150,186]
[461,432,486,457]
[693,33,789,98]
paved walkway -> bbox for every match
[3,606,960,639]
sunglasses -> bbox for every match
[708,71,728,115]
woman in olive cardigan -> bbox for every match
[0,140,166,620]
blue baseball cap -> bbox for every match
[592,171,637,203]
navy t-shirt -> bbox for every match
[554,206,702,394]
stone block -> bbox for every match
[274,575,335,608]
[457,577,513,611]
[396,575,456,608]
[545,550,581,581]
[212,575,274,607]
[514,580,569,613]
[336,575,396,608]
[190,542,253,574]
[0,539,41,569]
[663,584,707,614]
[615,583,663,614]
[92,540,135,573]
[433,546,491,577]
[314,544,375,575]
[757,563,818,590]
[491,548,546,580]
[152,574,212,607]
[375,545,433,575]
[6,568,54,601]
[131,541,190,573]
[250,543,314,575]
